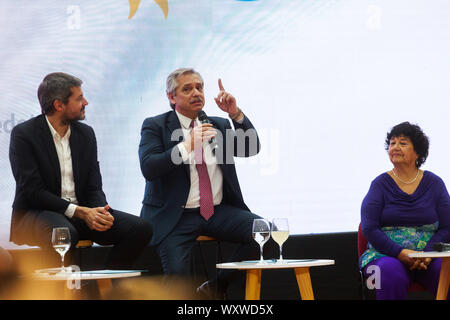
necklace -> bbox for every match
[392,168,420,184]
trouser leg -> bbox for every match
[84,210,153,269]
[364,256,411,300]
[27,210,80,269]
[156,210,200,276]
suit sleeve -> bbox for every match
[84,128,107,208]
[228,114,261,157]
[9,126,70,213]
[139,117,183,181]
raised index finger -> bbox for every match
[218,78,225,91]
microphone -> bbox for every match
[197,110,217,147]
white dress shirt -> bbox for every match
[45,116,78,218]
[175,111,224,209]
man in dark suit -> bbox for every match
[139,68,267,296]
[9,72,152,269]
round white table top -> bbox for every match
[216,259,335,270]
[408,251,450,258]
[32,269,142,281]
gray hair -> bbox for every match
[166,68,203,109]
[37,72,83,115]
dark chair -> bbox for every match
[358,224,426,299]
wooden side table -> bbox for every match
[408,251,450,300]
[216,259,335,300]
[32,269,142,299]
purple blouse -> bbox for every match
[361,170,450,257]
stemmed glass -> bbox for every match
[252,219,271,264]
[271,218,289,263]
[52,227,71,273]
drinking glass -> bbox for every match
[252,219,271,264]
[271,218,289,263]
[52,227,71,273]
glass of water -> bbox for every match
[52,227,71,273]
[252,219,271,264]
[271,218,289,263]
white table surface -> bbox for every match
[32,269,142,281]
[408,251,450,258]
[216,259,335,270]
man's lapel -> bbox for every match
[167,110,182,140]
[38,115,62,193]
[69,125,81,190]
[167,111,190,178]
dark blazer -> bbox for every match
[9,114,107,244]
[138,110,260,246]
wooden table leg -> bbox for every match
[294,267,314,300]
[63,285,83,300]
[97,278,113,299]
[245,269,262,300]
[63,284,74,300]
[436,257,450,300]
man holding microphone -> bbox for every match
[139,68,265,297]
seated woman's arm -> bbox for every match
[361,180,404,258]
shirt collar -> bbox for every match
[45,115,71,140]
[175,110,198,129]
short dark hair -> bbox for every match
[37,72,83,115]
[385,121,429,168]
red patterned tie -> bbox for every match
[190,120,214,220]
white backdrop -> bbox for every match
[1,0,449,247]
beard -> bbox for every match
[61,109,85,125]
